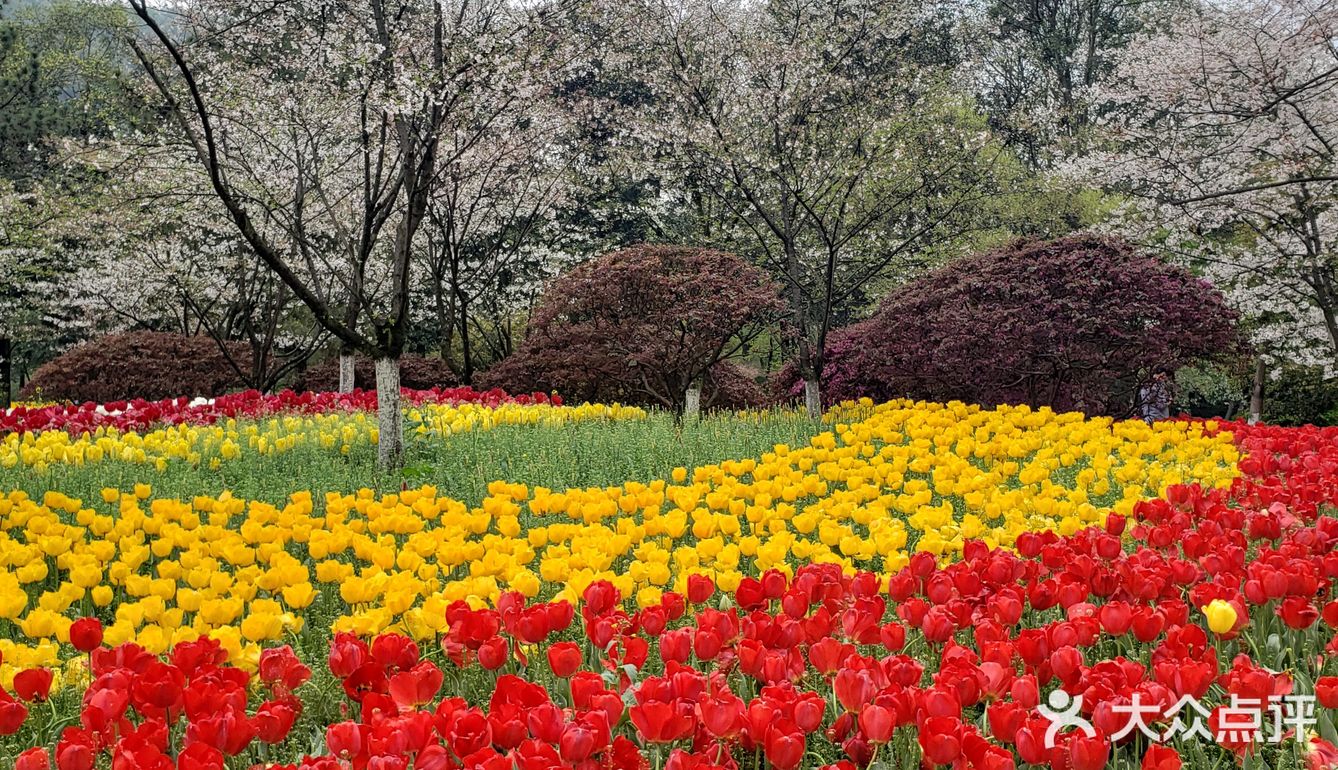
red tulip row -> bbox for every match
[0,387,560,436]
[1,421,1337,770]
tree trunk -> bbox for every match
[803,379,822,419]
[0,337,11,409]
[1249,357,1265,425]
[684,374,702,420]
[457,291,473,385]
[432,271,458,377]
[375,356,403,469]
[338,350,356,393]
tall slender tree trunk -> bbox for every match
[375,356,403,468]
[0,337,11,409]
[782,232,822,421]
[684,373,703,420]
[338,348,356,393]
[795,335,823,420]
[1319,292,1338,356]
[457,289,473,385]
[1249,357,1265,425]
[803,378,821,419]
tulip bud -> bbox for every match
[1202,599,1238,635]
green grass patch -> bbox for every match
[0,410,824,505]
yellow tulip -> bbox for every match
[1203,600,1238,635]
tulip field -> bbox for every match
[1,391,1338,770]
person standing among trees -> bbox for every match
[1139,369,1175,423]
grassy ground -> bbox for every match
[0,410,824,505]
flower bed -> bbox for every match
[0,403,1335,768]
[0,387,561,437]
[0,398,644,472]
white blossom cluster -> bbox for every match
[1083,0,1338,375]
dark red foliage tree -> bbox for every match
[20,332,249,403]
[793,235,1243,415]
[480,245,784,413]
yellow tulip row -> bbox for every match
[0,401,647,473]
[0,399,1237,688]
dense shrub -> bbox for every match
[480,244,784,412]
[19,332,248,403]
[704,361,771,410]
[1175,363,1250,419]
[790,235,1242,415]
[1261,365,1338,426]
[297,354,458,392]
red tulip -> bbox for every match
[1010,674,1039,709]
[794,694,825,734]
[515,606,555,644]
[630,700,694,743]
[809,638,854,676]
[326,721,367,759]
[1049,646,1083,684]
[887,571,916,601]
[1317,676,1338,709]
[416,745,453,770]
[641,606,668,636]
[693,629,723,660]
[659,593,685,621]
[833,668,877,712]
[660,628,692,664]
[0,692,28,734]
[177,743,225,770]
[987,701,1026,744]
[687,574,714,604]
[559,724,597,762]
[700,693,744,738]
[1141,745,1183,770]
[328,633,369,678]
[879,622,907,652]
[918,716,963,765]
[989,593,1024,626]
[921,607,957,643]
[185,703,255,755]
[1069,731,1111,770]
[255,700,298,744]
[763,726,805,770]
[450,709,494,757]
[170,637,226,677]
[55,728,97,770]
[1323,600,1338,628]
[15,748,49,770]
[259,645,312,693]
[389,661,444,708]
[1278,597,1320,630]
[583,580,620,616]
[781,589,810,618]
[736,577,767,610]
[858,704,894,743]
[13,668,53,702]
[527,702,565,744]
[1106,512,1127,536]
[68,618,103,653]
[1099,601,1133,636]
[341,662,388,703]
[478,636,509,670]
[547,642,583,678]
[370,633,420,672]
[1131,610,1166,644]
